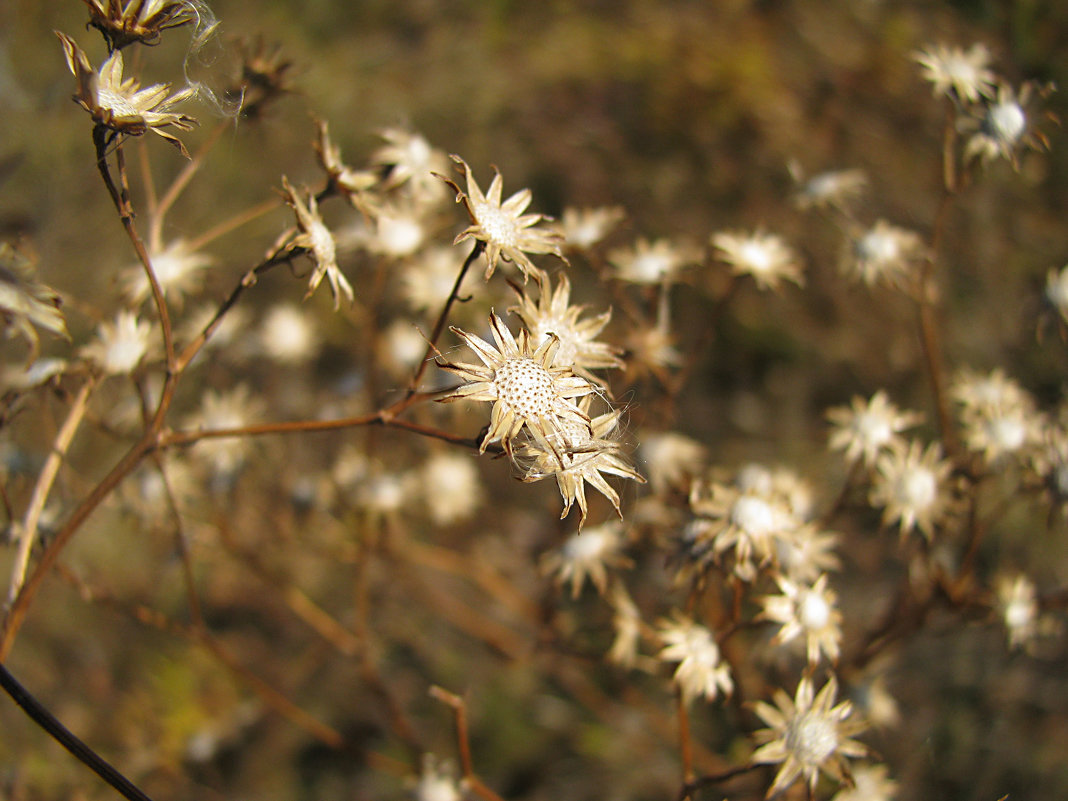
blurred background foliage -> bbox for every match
[2,1,1068,800]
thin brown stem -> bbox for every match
[429,686,509,801]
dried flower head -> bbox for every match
[639,431,706,495]
[186,384,263,480]
[827,390,923,467]
[1044,264,1068,324]
[556,206,626,250]
[518,395,644,527]
[712,229,804,290]
[608,237,698,285]
[790,163,868,211]
[419,451,484,526]
[870,440,952,541]
[841,221,926,289]
[278,176,354,309]
[751,675,868,798]
[121,239,212,308]
[774,524,841,583]
[657,613,733,704]
[258,303,319,364]
[373,128,451,206]
[962,81,1055,168]
[442,156,565,283]
[607,583,643,668]
[228,35,293,119]
[0,243,68,359]
[913,43,997,104]
[82,0,205,50]
[510,273,623,386]
[759,573,843,665]
[57,32,197,156]
[314,119,378,206]
[952,368,1039,465]
[542,521,632,598]
[436,312,595,458]
[410,754,465,801]
[81,310,154,375]
[830,763,898,801]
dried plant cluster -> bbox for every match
[2,5,1068,801]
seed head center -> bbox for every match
[495,357,556,418]
[475,202,519,247]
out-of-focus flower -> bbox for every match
[951,367,1028,414]
[518,396,643,527]
[639,431,706,495]
[841,221,926,289]
[608,237,698,285]
[377,320,427,380]
[996,573,1039,650]
[510,273,623,386]
[400,246,470,316]
[259,303,319,364]
[186,384,262,479]
[830,763,898,801]
[409,754,464,801]
[57,32,197,156]
[442,156,565,283]
[229,36,293,120]
[542,521,632,598]
[81,310,153,375]
[952,368,1039,466]
[373,128,451,206]
[0,243,68,358]
[962,81,1054,168]
[760,573,843,665]
[279,176,354,309]
[827,390,923,467]
[121,239,212,308]
[1,358,68,392]
[313,119,377,208]
[607,583,642,668]
[437,312,594,458]
[1032,424,1068,512]
[657,613,733,704]
[369,204,427,259]
[790,164,868,211]
[82,0,204,50]
[556,206,625,250]
[419,451,483,526]
[751,675,867,798]
[712,229,804,290]
[913,43,997,104]
[870,440,952,541]
[774,524,841,583]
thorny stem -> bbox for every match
[0,662,156,801]
[5,378,95,609]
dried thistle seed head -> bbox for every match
[840,220,925,289]
[759,573,843,666]
[372,128,451,206]
[226,35,293,119]
[961,80,1056,168]
[278,176,354,309]
[826,390,923,467]
[656,612,734,704]
[121,239,212,308]
[436,312,595,458]
[789,163,868,211]
[607,237,699,285]
[870,439,952,541]
[751,675,868,798]
[82,0,204,50]
[80,310,154,375]
[541,521,632,599]
[555,206,626,251]
[441,156,566,283]
[57,31,197,156]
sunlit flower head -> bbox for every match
[830,763,898,801]
[186,384,263,479]
[842,221,925,289]
[410,754,464,801]
[510,273,623,386]
[608,237,698,285]
[436,312,595,459]
[760,573,843,665]
[913,43,997,104]
[657,612,733,703]
[314,119,379,207]
[827,390,923,467]
[419,451,484,526]
[373,128,451,206]
[442,156,565,283]
[122,239,212,308]
[996,573,1040,650]
[542,521,632,598]
[0,243,68,359]
[712,229,804,290]
[279,176,354,309]
[369,203,427,259]
[81,310,153,375]
[556,206,626,250]
[870,440,952,541]
[962,81,1054,168]
[1044,265,1068,324]
[790,163,868,211]
[774,524,841,583]
[638,431,706,495]
[751,675,867,798]
[82,0,206,50]
[57,32,197,156]
[259,303,319,364]
[607,583,642,668]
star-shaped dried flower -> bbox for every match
[81,310,154,375]
[841,220,926,289]
[82,0,202,50]
[712,229,804,290]
[510,273,623,387]
[751,675,867,798]
[759,573,843,666]
[962,81,1055,168]
[279,176,354,309]
[913,42,997,104]
[657,612,733,704]
[995,573,1039,650]
[870,440,952,541]
[517,395,644,527]
[441,156,565,283]
[436,312,595,459]
[372,128,451,205]
[541,521,632,598]
[556,206,626,251]
[608,237,699,285]
[57,31,197,156]
[827,390,923,467]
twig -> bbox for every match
[429,686,509,801]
